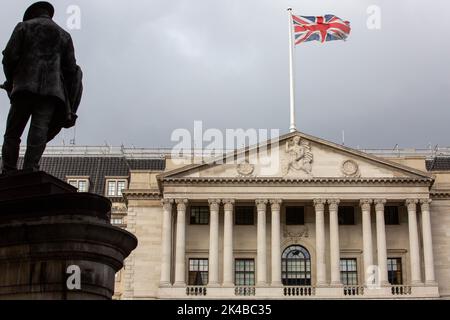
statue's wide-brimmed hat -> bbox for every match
[23,1,54,21]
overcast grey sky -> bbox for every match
[0,0,449,149]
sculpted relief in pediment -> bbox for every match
[282,136,314,177]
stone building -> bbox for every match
[17,131,450,299]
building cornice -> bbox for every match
[122,189,161,201]
[161,177,432,186]
[430,190,450,199]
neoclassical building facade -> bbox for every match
[117,131,450,299]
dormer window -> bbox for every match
[67,177,90,193]
[106,179,128,197]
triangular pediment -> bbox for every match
[159,131,433,182]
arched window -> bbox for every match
[282,245,311,286]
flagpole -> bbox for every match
[287,8,297,133]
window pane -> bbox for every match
[338,207,355,225]
[385,206,399,225]
[282,245,311,286]
[117,181,126,196]
[387,258,403,285]
[190,207,210,225]
[340,258,358,285]
[286,207,305,225]
[235,207,254,225]
[235,259,255,286]
[107,181,116,196]
[78,180,88,192]
[68,180,78,187]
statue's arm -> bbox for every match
[2,23,24,90]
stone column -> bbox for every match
[314,199,327,286]
[406,199,422,285]
[222,199,235,287]
[420,199,436,285]
[160,199,174,287]
[374,199,389,286]
[174,199,188,287]
[256,199,268,286]
[270,199,282,286]
[328,199,341,286]
[360,199,374,286]
[208,199,221,286]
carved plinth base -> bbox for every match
[0,172,138,300]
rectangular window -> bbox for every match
[387,258,403,285]
[111,218,123,225]
[188,259,209,285]
[286,207,305,225]
[67,179,89,193]
[235,259,255,286]
[385,206,400,225]
[117,181,126,196]
[235,206,254,225]
[106,180,128,197]
[190,206,209,225]
[107,181,117,197]
[338,206,355,225]
[340,258,358,285]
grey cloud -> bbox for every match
[0,0,448,149]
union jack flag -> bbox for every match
[292,15,351,45]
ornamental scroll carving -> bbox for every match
[283,225,309,240]
[282,136,313,176]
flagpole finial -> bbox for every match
[287,7,292,11]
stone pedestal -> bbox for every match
[0,171,137,300]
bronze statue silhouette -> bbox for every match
[1,2,83,174]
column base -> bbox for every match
[208,282,221,288]
[159,281,172,288]
[271,281,283,287]
[329,281,343,288]
[410,280,424,287]
[425,280,438,287]
[222,282,235,288]
[257,282,269,287]
[315,281,328,288]
[173,282,186,288]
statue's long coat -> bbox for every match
[2,15,82,142]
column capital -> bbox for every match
[255,199,268,211]
[270,199,283,211]
[175,198,189,211]
[327,199,340,211]
[360,199,373,211]
[405,199,418,211]
[374,199,386,211]
[222,199,235,211]
[208,199,221,211]
[161,198,174,210]
[420,199,432,211]
[313,199,326,211]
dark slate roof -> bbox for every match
[426,157,450,171]
[12,156,166,196]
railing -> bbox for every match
[235,286,256,296]
[343,286,365,296]
[391,285,412,296]
[186,286,207,296]
[28,145,450,159]
[283,286,315,296]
